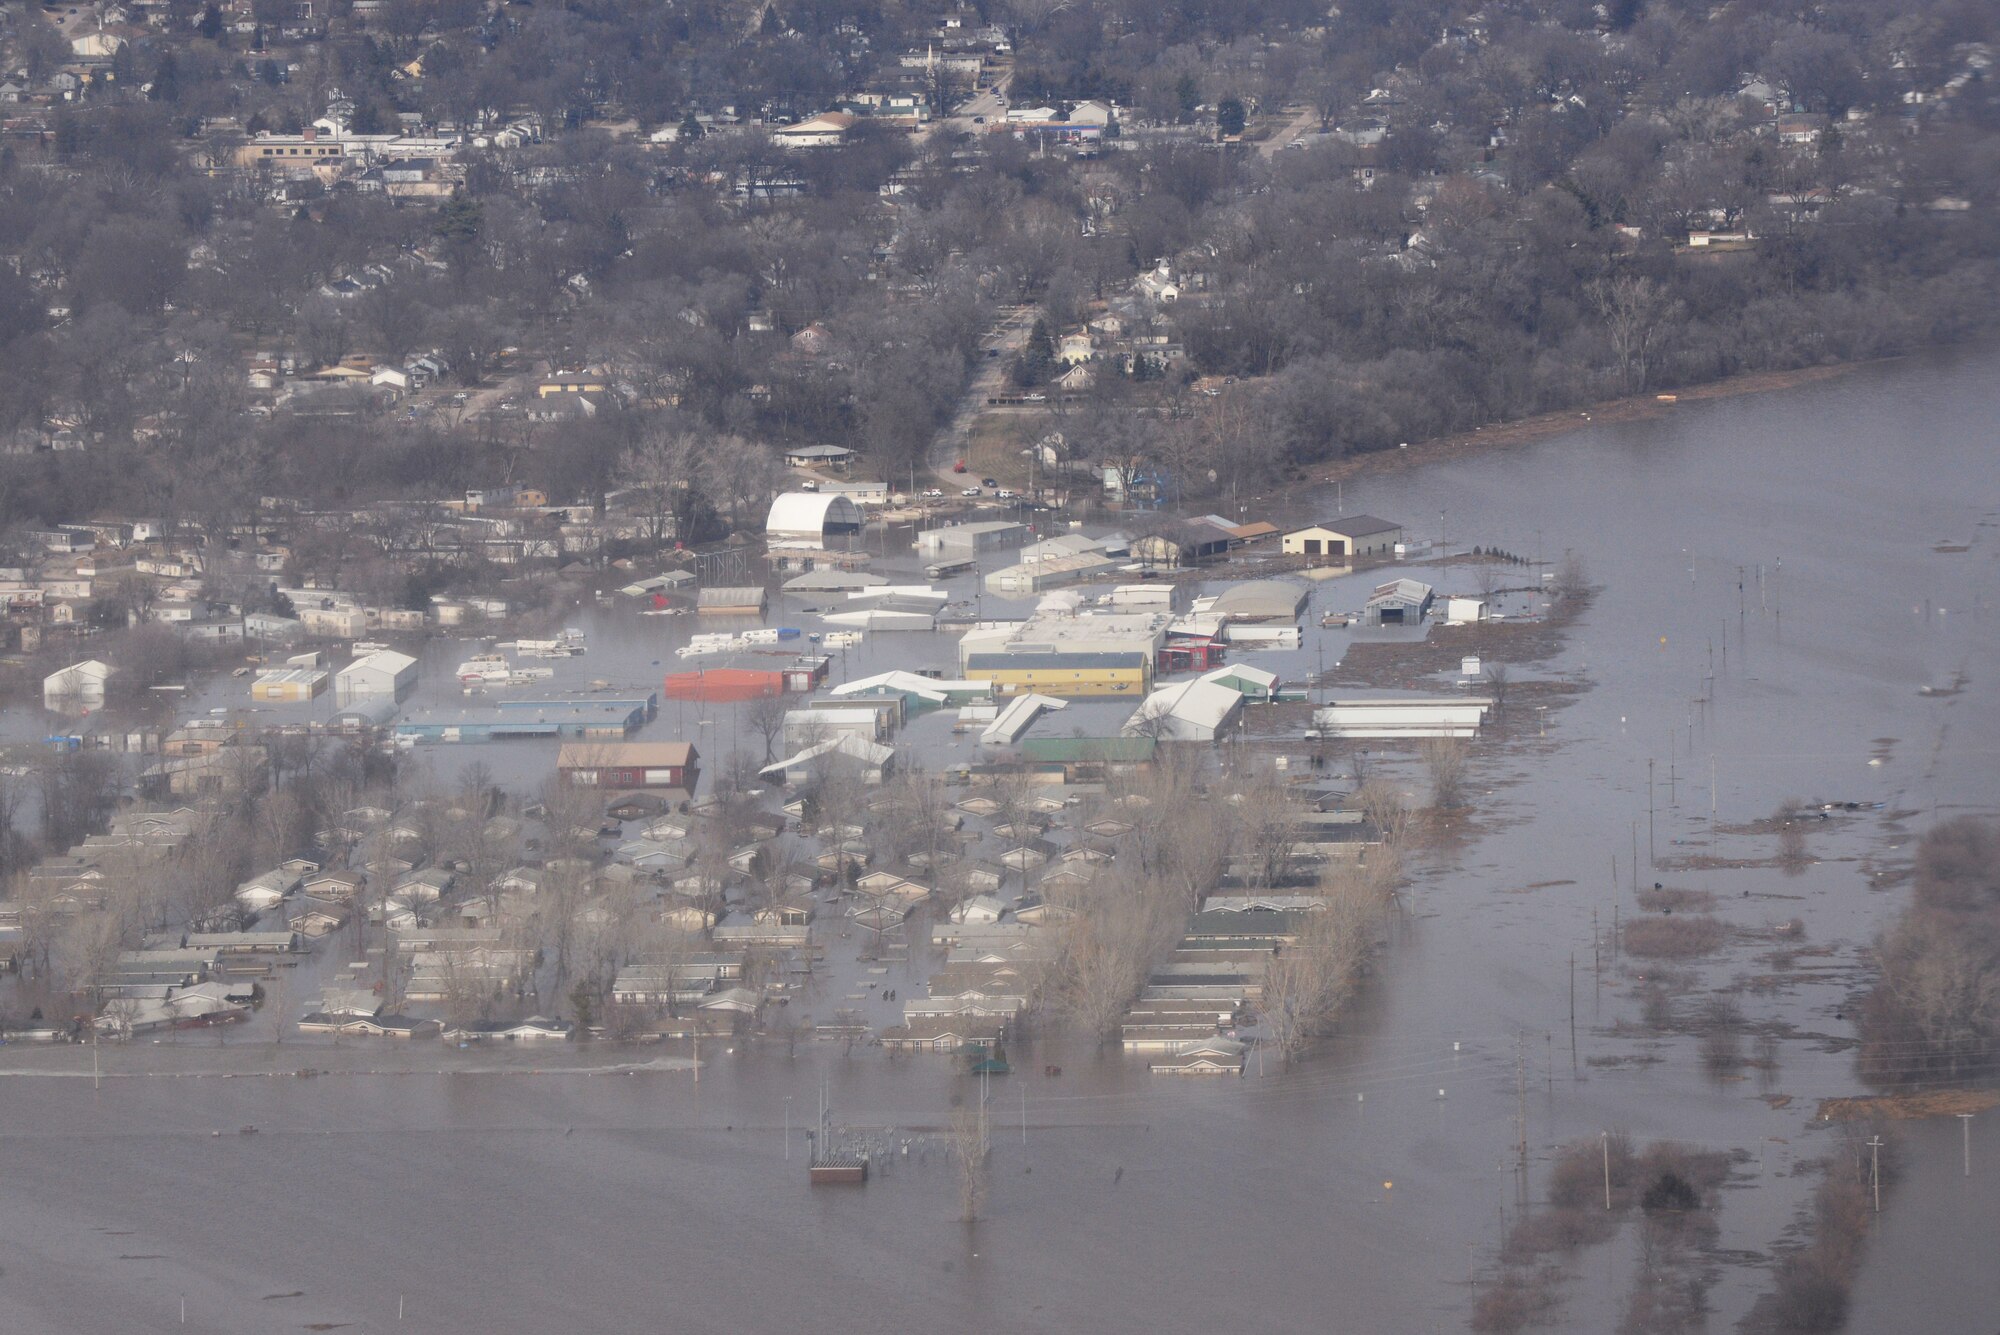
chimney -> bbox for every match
[302,126,317,142]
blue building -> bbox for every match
[392,695,657,745]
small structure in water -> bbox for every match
[809,1151,869,1185]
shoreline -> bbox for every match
[1301,359,1886,489]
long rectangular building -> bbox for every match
[392,697,655,744]
[964,651,1150,697]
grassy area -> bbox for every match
[958,411,1044,485]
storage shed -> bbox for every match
[1364,578,1435,626]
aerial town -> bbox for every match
[7,479,1520,1078]
[1,0,1997,1328]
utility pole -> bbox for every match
[1959,1113,1974,1178]
[1020,1082,1027,1145]
[1515,1034,1527,1173]
[1602,1131,1612,1210]
[784,1096,792,1160]
[1569,953,1577,1073]
[1647,759,1656,867]
[1868,1135,1883,1213]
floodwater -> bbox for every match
[5,349,2000,1332]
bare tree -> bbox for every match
[1554,550,1591,598]
[746,693,788,764]
[1259,863,1392,1063]
[949,1100,989,1223]
[1356,778,1412,847]
[1421,738,1470,811]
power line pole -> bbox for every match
[1648,758,1656,867]
[1601,1131,1612,1210]
[1515,1034,1527,1174]
[1959,1113,1974,1178]
[1868,1135,1883,1213]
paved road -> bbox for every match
[925,305,1040,488]
[931,70,1014,140]
[1259,104,1322,157]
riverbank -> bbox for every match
[1308,360,1882,488]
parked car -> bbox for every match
[996,488,1015,499]
[922,488,945,499]
[981,477,998,487]
[961,486,982,497]
[953,460,967,473]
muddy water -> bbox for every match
[4,350,1999,1333]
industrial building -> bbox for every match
[1124,676,1245,742]
[250,667,330,702]
[1202,579,1311,623]
[392,696,655,744]
[1282,515,1405,560]
[759,733,895,787]
[916,521,1028,562]
[958,610,1170,671]
[1314,695,1490,738]
[764,491,864,549]
[335,649,419,698]
[964,651,1150,697]
[984,551,1119,596]
[696,586,769,614]
[1131,518,1235,569]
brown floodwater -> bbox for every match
[4,347,1998,1333]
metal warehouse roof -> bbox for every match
[765,491,863,538]
[965,652,1149,671]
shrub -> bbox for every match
[1622,915,1727,958]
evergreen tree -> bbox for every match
[1217,97,1246,138]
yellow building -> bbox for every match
[251,668,329,702]
[964,652,1152,698]
[233,133,349,168]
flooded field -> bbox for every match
[3,348,1998,1333]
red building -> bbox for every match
[556,741,700,794]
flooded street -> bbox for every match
[5,350,1999,1333]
